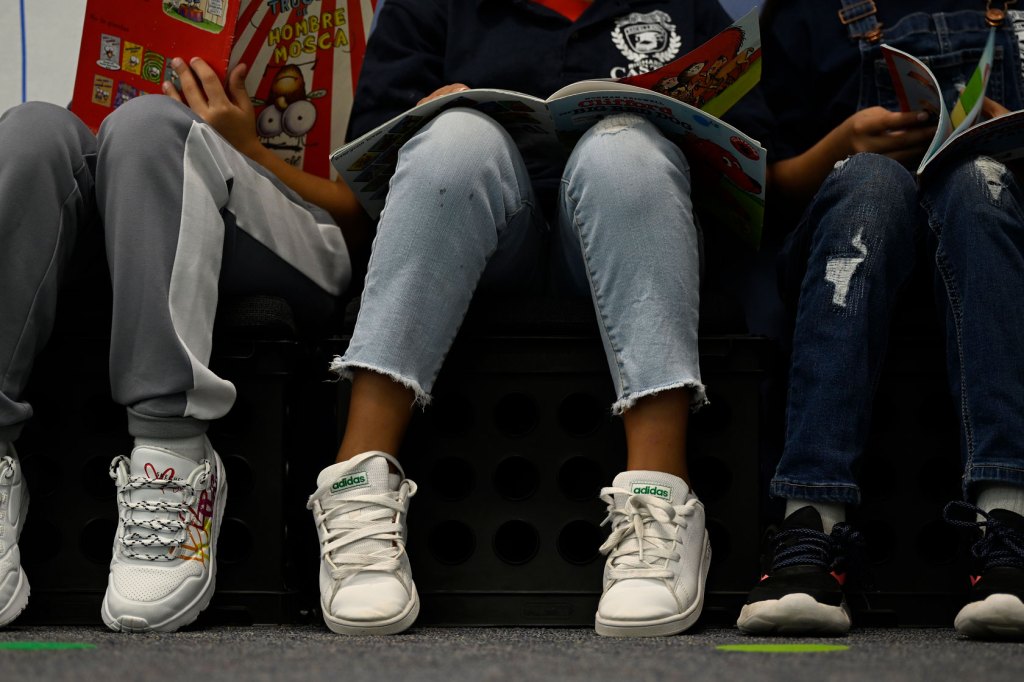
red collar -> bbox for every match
[529,0,591,21]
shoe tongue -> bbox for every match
[130,446,195,481]
[317,453,394,498]
[781,505,825,533]
[612,470,689,505]
[989,509,1024,534]
[125,446,198,554]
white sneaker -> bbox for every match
[595,470,711,637]
[0,445,30,627]
[308,451,419,635]
[102,437,227,632]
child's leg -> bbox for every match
[921,156,1024,639]
[556,114,704,637]
[315,107,545,635]
[0,102,99,628]
[739,153,919,636]
[95,95,348,633]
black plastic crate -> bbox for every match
[332,295,773,626]
[14,331,308,625]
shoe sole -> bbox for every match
[594,533,711,637]
[0,568,30,627]
[322,586,420,636]
[736,592,851,635]
[102,456,228,633]
[955,594,1024,639]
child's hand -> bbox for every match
[163,58,262,158]
[417,83,471,105]
[842,106,936,163]
[981,97,1012,120]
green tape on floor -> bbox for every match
[717,644,849,653]
[0,642,97,651]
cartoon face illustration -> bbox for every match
[683,61,706,78]
[254,64,327,149]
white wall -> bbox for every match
[1,0,88,113]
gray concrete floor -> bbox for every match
[1,626,1023,682]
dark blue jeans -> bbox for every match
[771,153,1024,504]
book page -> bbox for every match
[920,110,1024,176]
[947,27,996,136]
[881,44,952,172]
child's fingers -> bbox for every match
[227,63,250,106]
[161,80,183,103]
[189,57,227,104]
[170,57,207,111]
[982,97,1011,119]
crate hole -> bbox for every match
[221,454,254,499]
[431,456,475,501]
[493,456,539,501]
[493,393,539,437]
[557,393,605,436]
[428,520,476,565]
[494,520,540,565]
[557,456,604,501]
[20,516,62,566]
[556,520,603,565]
[218,518,253,564]
[80,517,117,565]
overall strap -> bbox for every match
[838,0,883,43]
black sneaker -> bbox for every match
[736,506,861,635]
[944,502,1024,639]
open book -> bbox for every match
[883,28,1024,176]
[70,0,377,179]
[331,10,767,248]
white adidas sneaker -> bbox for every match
[595,470,711,637]
[102,437,227,633]
[308,451,418,635]
[0,444,30,627]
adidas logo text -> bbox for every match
[331,472,369,494]
[632,483,671,499]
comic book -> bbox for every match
[70,0,377,179]
[330,9,767,248]
[883,28,1024,177]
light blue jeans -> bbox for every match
[337,108,704,414]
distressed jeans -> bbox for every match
[772,153,1024,504]
[337,108,705,413]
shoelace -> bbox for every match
[109,456,211,562]
[598,487,696,581]
[944,501,1024,570]
[309,481,418,583]
[0,456,14,481]
[769,522,863,573]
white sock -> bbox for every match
[785,498,846,534]
[975,484,1024,519]
[133,434,208,463]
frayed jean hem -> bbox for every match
[611,379,708,416]
[328,356,432,408]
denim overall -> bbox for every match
[772,6,1024,505]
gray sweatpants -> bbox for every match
[0,98,352,441]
